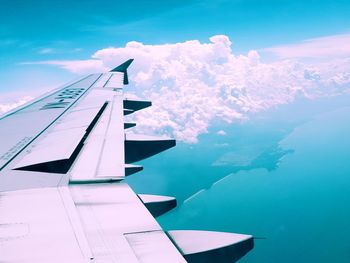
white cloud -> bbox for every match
[217,130,227,136]
[22,59,107,74]
[0,96,33,115]
[36,47,84,55]
[0,88,51,116]
[263,33,350,59]
[15,34,350,143]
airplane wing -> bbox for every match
[0,59,254,263]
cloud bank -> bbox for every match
[9,35,350,142]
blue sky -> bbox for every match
[1,0,350,65]
[2,1,350,48]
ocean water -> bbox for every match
[127,94,350,262]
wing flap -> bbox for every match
[69,183,185,263]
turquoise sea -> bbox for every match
[127,94,350,263]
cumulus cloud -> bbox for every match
[16,35,350,143]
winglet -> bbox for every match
[110,59,134,85]
[111,59,134,72]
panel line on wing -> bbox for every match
[103,74,114,88]
[58,186,94,261]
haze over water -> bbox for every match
[127,94,350,263]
